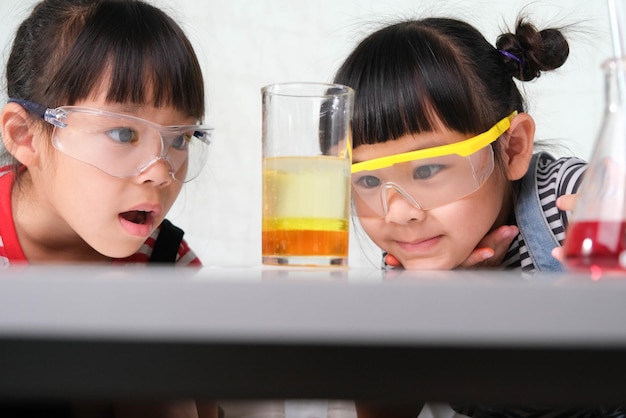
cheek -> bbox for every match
[450,174,508,237]
[52,159,121,211]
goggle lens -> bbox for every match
[50,108,212,182]
[8,99,213,183]
[351,146,495,217]
[349,113,516,217]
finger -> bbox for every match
[481,226,518,267]
[556,194,577,211]
[459,225,518,268]
[458,247,495,268]
[384,253,403,267]
[552,246,564,262]
[485,225,518,247]
[473,225,517,250]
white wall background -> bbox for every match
[0,0,614,268]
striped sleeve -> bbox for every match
[537,155,586,245]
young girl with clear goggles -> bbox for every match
[335,16,584,273]
[0,0,213,267]
[0,1,219,414]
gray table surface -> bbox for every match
[0,265,625,405]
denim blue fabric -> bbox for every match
[514,152,565,272]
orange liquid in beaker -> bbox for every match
[262,227,349,257]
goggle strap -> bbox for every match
[352,111,517,173]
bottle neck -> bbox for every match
[606,58,626,110]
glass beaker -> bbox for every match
[261,82,354,267]
[562,56,626,273]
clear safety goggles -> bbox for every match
[9,98,213,182]
[351,112,516,217]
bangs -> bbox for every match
[45,1,204,119]
[336,21,495,147]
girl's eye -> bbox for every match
[106,127,137,143]
[413,164,444,180]
[172,133,191,151]
[355,175,381,188]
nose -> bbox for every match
[133,132,175,186]
[382,184,426,224]
[135,156,174,186]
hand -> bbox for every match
[384,225,519,269]
[551,193,578,262]
[384,253,403,267]
[555,193,577,212]
[458,225,519,268]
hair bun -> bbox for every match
[496,17,569,81]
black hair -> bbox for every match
[333,16,569,149]
[6,0,204,118]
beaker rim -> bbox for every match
[261,82,354,98]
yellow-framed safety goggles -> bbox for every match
[352,112,516,174]
[350,112,517,217]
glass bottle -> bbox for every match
[562,56,626,273]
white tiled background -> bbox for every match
[0,0,614,268]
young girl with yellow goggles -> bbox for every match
[335,16,584,272]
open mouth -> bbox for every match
[120,210,152,225]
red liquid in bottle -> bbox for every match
[563,220,626,272]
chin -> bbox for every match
[96,241,145,259]
[400,257,457,271]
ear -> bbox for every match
[499,112,535,181]
[1,102,38,167]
